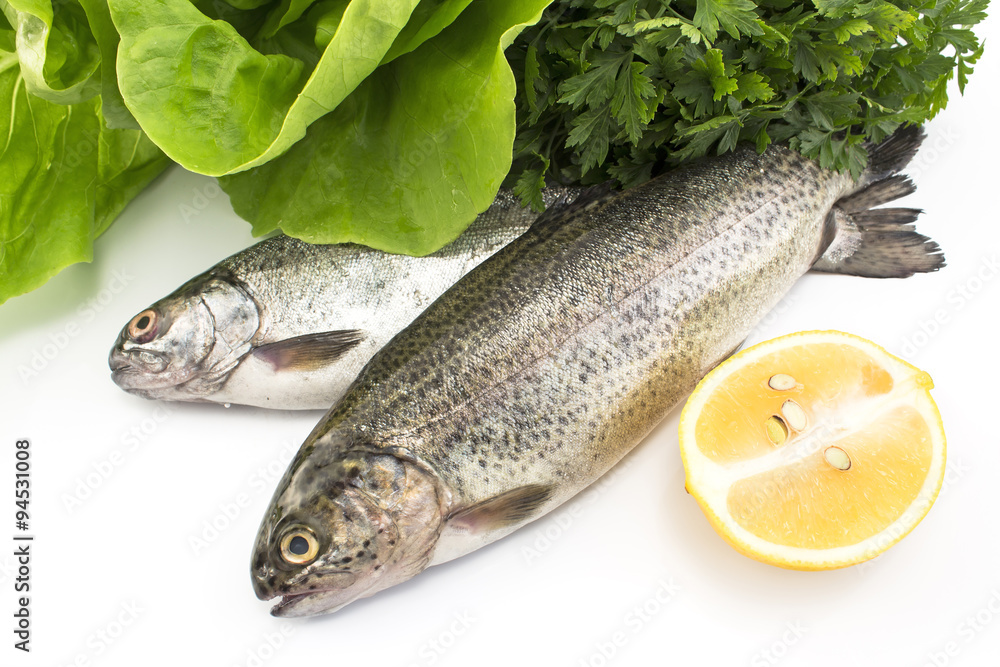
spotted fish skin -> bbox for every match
[252,129,941,616]
[109,188,579,409]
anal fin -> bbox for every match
[447,484,555,533]
[252,330,364,372]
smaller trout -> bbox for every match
[108,188,580,410]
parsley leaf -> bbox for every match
[508,0,989,204]
[694,0,765,42]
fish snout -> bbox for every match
[108,347,132,373]
[251,556,279,601]
[109,345,167,376]
[108,344,140,387]
[252,575,275,602]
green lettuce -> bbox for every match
[77,0,137,128]
[380,0,474,64]
[219,0,552,255]
[0,16,168,305]
[108,0,424,176]
[0,0,551,304]
[0,0,101,104]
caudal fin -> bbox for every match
[812,126,945,279]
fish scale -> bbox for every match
[416,151,836,500]
[325,147,840,447]
[252,128,943,616]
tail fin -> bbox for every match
[812,126,945,279]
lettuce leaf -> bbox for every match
[0,0,102,104]
[219,0,552,255]
[78,0,137,128]
[0,0,519,304]
[0,39,169,305]
[380,0,474,64]
[0,0,137,126]
[108,0,423,176]
[257,0,322,39]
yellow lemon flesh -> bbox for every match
[679,330,946,570]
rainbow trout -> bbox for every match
[108,187,580,409]
[250,127,942,616]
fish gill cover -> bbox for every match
[0,0,989,305]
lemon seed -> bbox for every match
[768,374,796,391]
[781,400,808,431]
[765,416,789,445]
[824,446,852,471]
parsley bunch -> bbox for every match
[508,0,989,208]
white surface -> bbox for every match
[2,20,999,667]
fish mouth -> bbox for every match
[261,573,361,618]
[270,591,330,617]
[109,348,185,394]
[110,364,131,382]
[109,349,153,386]
[271,591,311,615]
[110,363,145,392]
[109,364,156,394]
[109,353,131,373]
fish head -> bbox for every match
[251,446,446,617]
[109,271,260,400]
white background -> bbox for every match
[1,15,998,667]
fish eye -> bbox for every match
[279,528,319,565]
[127,309,158,341]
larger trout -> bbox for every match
[251,127,941,616]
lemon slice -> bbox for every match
[679,330,946,570]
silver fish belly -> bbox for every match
[251,128,942,616]
[108,187,579,409]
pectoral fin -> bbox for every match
[252,330,364,372]
[447,484,555,533]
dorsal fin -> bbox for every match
[861,124,925,183]
[529,182,618,233]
